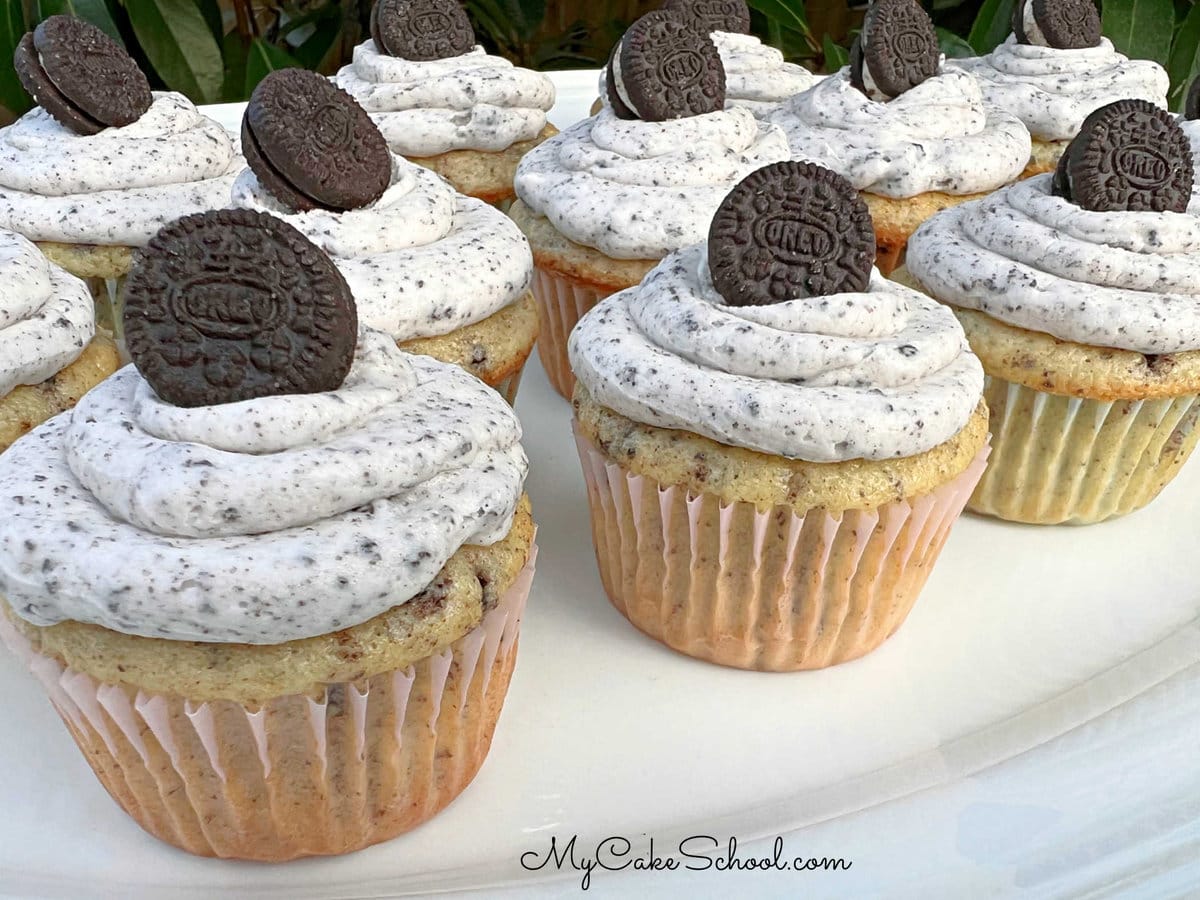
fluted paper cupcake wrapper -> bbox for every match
[492,366,524,406]
[971,376,1200,525]
[575,428,989,671]
[0,547,536,862]
[85,275,129,362]
[530,266,621,400]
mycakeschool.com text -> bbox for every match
[519,834,853,891]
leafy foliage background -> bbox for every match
[0,0,1196,122]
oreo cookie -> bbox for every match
[1185,74,1200,121]
[607,11,725,121]
[1052,99,1193,214]
[124,209,358,408]
[242,68,391,212]
[662,0,751,34]
[708,161,876,306]
[1012,0,1101,50]
[850,0,939,100]
[13,15,151,135]
[371,0,475,61]
[604,42,637,120]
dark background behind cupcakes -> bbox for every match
[1,0,1194,123]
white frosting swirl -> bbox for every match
[0,231,94,396]
[0,331,528,644]
[0,93,241,245]
[768,67,1031,197]
[514,107,790,259]
[906,175,1200,353]
[334,42,555,157]
[231,155,532,341]
[951,37,1169,142]
[1180,116,1200,184]
[713,31,820,114]
[569,244,983,461]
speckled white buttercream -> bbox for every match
[0,93,240,246]
[231,155,532,341]
[514,107,790,259]
[0,331,528,644]
[907,175,1200,354]
[951,36,1169,142]
[569,244,983,461]
[334,42,555,157]
[768,67,1030,197]
[0,231,94,396]
[1180,116,1200,182]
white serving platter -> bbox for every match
[1,70,1199,899]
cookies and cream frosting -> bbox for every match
[232,155,532,341]
[0,93,240,245]
[0,330,528,644]
[514,107,790,259]
[951,37,1169,142]
[713,31,820,114]
[768,67,1030,197]
[0,231,93,396]
[334,42,555,157]
[907,175,1200,354]
[569,243,983,461]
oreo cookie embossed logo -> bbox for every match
[412,9,451,35]
[755,204,834,265]
[174,275,286,341]
[660,48,704,86]
[311,102,354,154]
[1113,145,1170,190]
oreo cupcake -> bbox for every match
[570,161,988,671]
[335,0,556,207]
[235,69,537,402]
[903,100,1200,524]
[512,11,790,398]
[0,208,535,860]
[951,0,1168,176]
[0,229,120,453]
[767,0,1030,274]
[0,16,240,336]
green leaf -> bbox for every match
[937,26,976,59]
[294,17,343,71]
[124,0,223,104]
[1167,1,1200,110]
[1102,0,1174,64]
[0,0,30,116]
[219,30,246,103]
[822,33,848,72]
[243,37,299,97]
[967,0,1015,54]
[36,0,121,39]
[748,0,808,34]
[197,0,225,43]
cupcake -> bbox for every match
[0,208,535,860]
[570,161,988,671]
[767,0,1030,274]
[0,16,240,339]
[951,0,1168,177]
[334,0,556,208]
[236,68,537,403]
[512,10,789,398]
[903,100,1200,525]
[0,229,120,453]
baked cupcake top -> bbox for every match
[0,230,94,395]
[908,101,1200,354]
[234,69,532,342]
[768,0,1029,198]
[951,0,1168,143]
[0,17,239,246]
[334,0,555,157]
[568,161,984,461]
[517,12,789,260]
[0,209,528,644]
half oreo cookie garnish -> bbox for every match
[371,0,475,61]
[849,0,940,101]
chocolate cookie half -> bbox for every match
[13,15,151,135]
[242,68,392,212]
[1012,0,1101,50]
[1185,74,1200,121]
[708,161,876,306]
[850,0,939,100]
[662,0,752,35]
[608,10,725,121]
[371,0,475,61]
[1053,99,1193,213]
[124,209,358,408]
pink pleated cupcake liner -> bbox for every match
[575,426,989,671]
[0,546,536,861]
[530,266,617,400]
